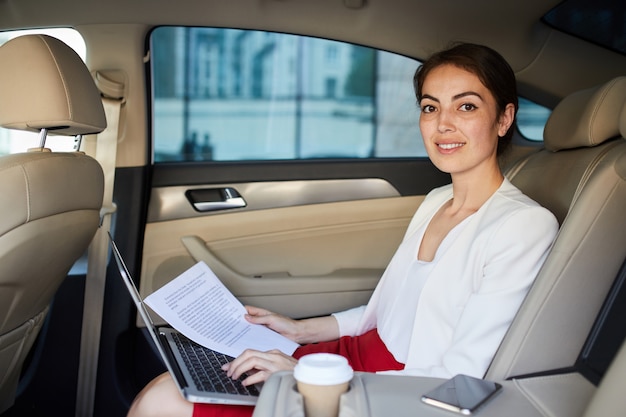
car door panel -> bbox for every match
[140,192,424,321]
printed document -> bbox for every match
[145,261,299,358]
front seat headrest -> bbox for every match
[0,34,107,136]
[544,76,626,152]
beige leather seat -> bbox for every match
[486,76,626,380]
[0,35,106,412]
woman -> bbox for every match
[127,43,559,417]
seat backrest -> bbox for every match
[0,34,106,412]
[486,76,626,380]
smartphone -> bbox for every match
[420,374,502,415]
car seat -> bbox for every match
[487,76,626,380]
[0,34,106,412]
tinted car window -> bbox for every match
[544,0,626,55]
[517,98,551,141]
[151,27,425,162]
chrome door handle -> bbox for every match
[185,187,247,212]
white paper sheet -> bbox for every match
[145,261,299,358]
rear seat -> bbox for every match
[486,76,626,380]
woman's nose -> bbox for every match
[437,108,455,133]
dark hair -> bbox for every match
[413,43,518,156]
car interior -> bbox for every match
[0,0,625,416]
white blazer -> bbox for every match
[333,179,559,378]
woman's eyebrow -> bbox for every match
[453,91,483,101]
[419,94,438,103]
[420,91,483,103]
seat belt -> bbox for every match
[75,71,125,417]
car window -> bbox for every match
[151,27,426,162]
[517,98,551,141]
[543,0,626,55]
[0,28,86,156]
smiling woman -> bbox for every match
[415,43,518,157]
[411,43,518,264]
[417,64,515,183]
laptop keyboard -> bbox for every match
[172,333,260,397]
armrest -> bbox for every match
[252,372,596,417]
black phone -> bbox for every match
[420,374,502,415]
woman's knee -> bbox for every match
[127,372,194,417]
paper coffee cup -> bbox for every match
[293,353,354,417]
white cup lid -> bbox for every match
[293,353,354,385]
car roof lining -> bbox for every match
[2,0,626,103]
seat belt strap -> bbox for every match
[75,71,124,417]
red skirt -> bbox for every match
[192,329,403,417]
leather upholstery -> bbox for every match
[544,76,626,152]
[0,34,105,412]
[506,76,626,224]
[487,78,626,380]
[0,34,106,136]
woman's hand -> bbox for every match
[222,349,298,386]
[244,305,341,345]
[243,305,303,342]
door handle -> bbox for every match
[185,187,247,212]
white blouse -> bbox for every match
[332,179,559,378]
[376,215,473,363]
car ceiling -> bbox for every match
[1,0,625,106]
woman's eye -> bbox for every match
[421,104,436,113]
[460,103,477,112]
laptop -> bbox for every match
[108,234,260,405]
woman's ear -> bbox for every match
[497,103,516,137]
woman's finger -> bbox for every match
[225,349,296,383]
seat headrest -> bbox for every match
[544,76,626,152]
[0,34,106,136]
